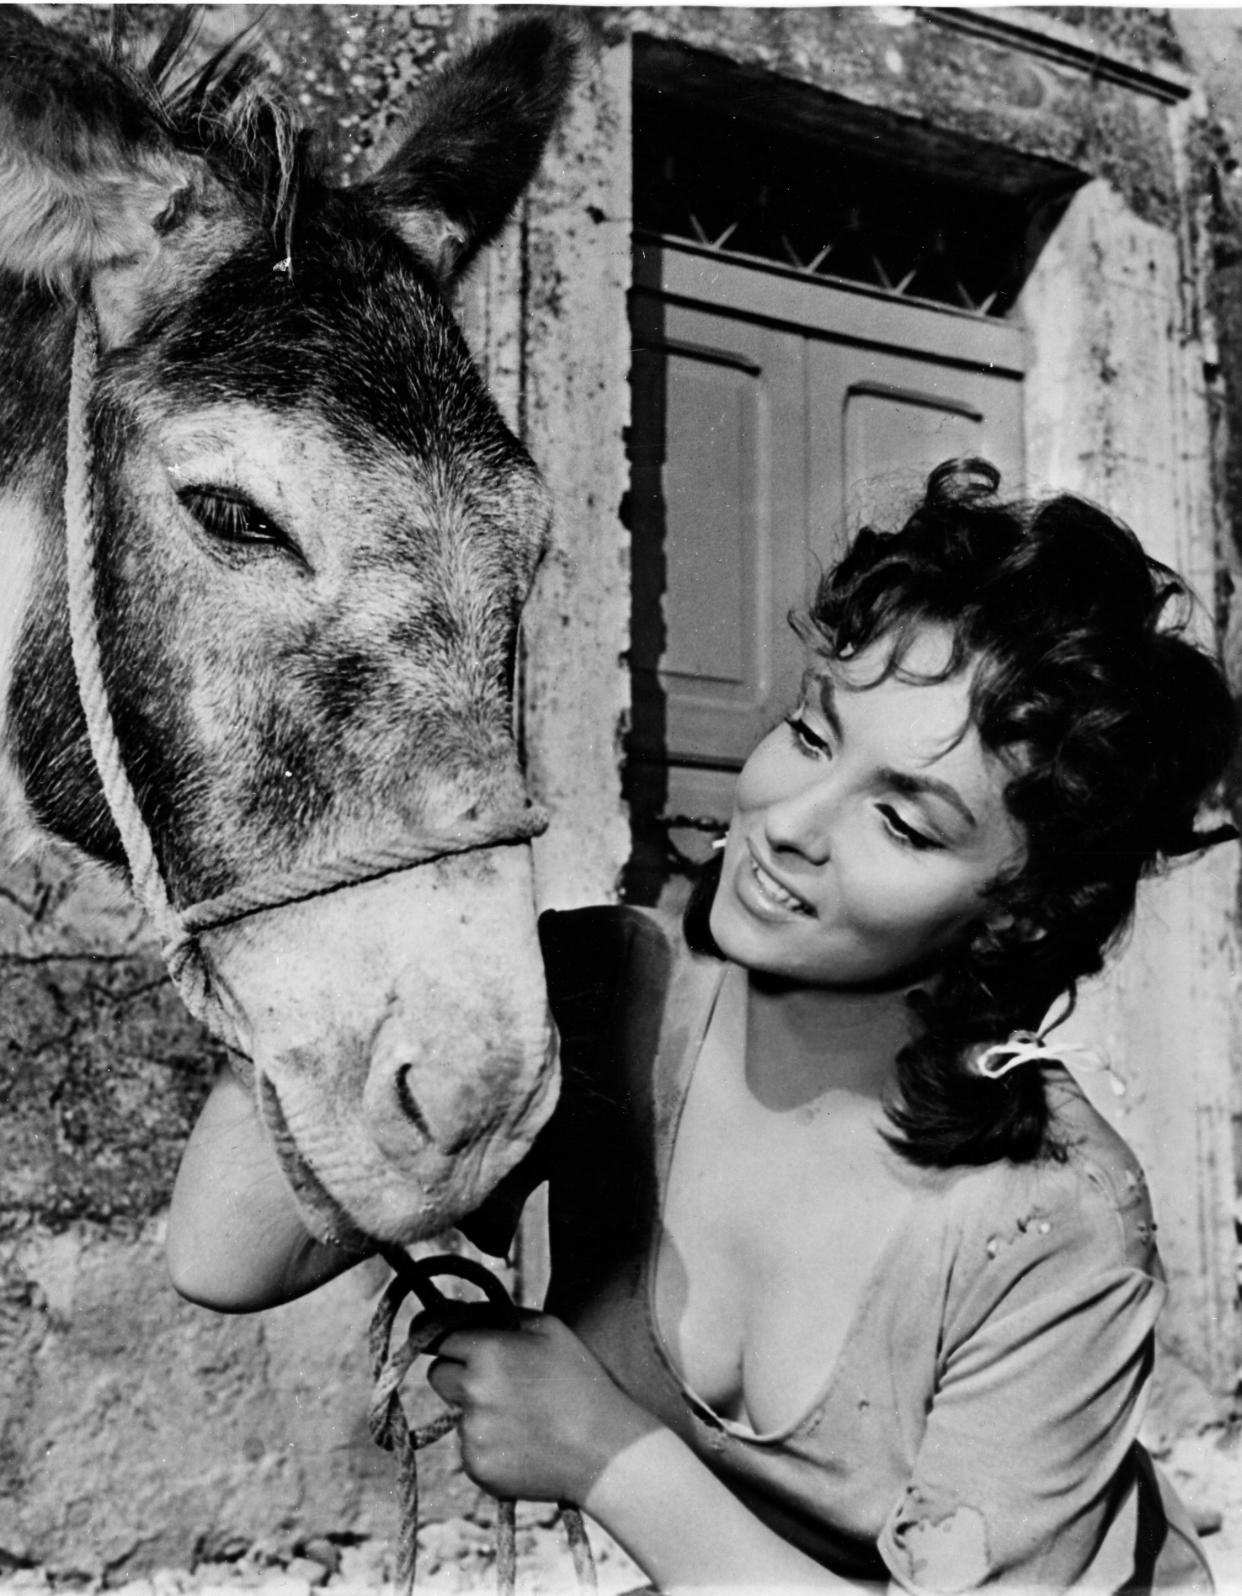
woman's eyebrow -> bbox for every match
[815,670,979,828]
[884,769,978,830]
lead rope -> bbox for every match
[368,1250,597,1596]
[64,300,182,946]
[63,300,546,1048]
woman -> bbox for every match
[168,460,1235,1591]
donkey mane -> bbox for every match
[103,9,312,252]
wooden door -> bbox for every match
[626,244,1025,901]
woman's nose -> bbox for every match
[762,772,838,863]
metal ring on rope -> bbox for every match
[369,1250,598,1596]
[63,299,547,1046]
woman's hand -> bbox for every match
[426,1311,658,1503]
[428,1312,861,1591]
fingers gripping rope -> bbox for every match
[368,1252,597,1596]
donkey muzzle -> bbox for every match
[365,1007,500,1157]
[200,839,556,1244]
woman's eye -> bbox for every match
[179,487,297,556]
[784,712,831,759]
[877,803,942,852]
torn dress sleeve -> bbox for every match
[876,1156,1170,1593]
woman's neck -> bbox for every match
[739,964,917,1114]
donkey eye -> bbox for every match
[178,486,298,557]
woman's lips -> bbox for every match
[742,846,814,917]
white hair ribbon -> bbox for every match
[973,1030,1126,1097]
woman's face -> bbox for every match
[710,626,1024,991]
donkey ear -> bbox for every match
[359,18,577,285]
[0,7,199,295]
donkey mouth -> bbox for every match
[258,1075,373,1251]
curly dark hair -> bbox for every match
[685,458,1238,1167]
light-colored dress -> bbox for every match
[468,905,1212,1592]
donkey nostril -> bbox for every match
[394,1064,432,1141]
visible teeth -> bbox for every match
[752,860,806,913]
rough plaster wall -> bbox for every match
[1021,178,1242,1398]
[0,853,488,1582]
[523,26,633,914]
[457,10,633,1305]
[3,1218,457,1579]
[0,7,519,1581]
[464,13,634,914]
[1167,14,1242,692]
[625,5,1186,228]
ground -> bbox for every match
[1,1427,1241,1596]
[1164,1426,1242,1593]
[0,1505,647,1596]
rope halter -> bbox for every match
[63,302,548,1049]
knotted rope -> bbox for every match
[63,301,546,1044]
[369,1250,597,1596]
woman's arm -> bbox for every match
[874,1157,1170,1592]
[587,1427,872,1593]
[166,1064,365,1311]
[427,1314,871,1594]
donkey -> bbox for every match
[0,9,575,1246]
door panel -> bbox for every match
[629,290,807,775]
[661,355,756,688]
[817,353,1025,566]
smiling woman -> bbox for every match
[457,459,1233,1591]
[710,627,1026,992]
[173,459,1235,1592]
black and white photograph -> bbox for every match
[2,4,1242,1592]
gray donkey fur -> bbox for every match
[0,7,576,1244]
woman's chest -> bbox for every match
[654,1085,918,1436]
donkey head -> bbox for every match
[0,9,575,1243]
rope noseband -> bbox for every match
[64,303,547,1045]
